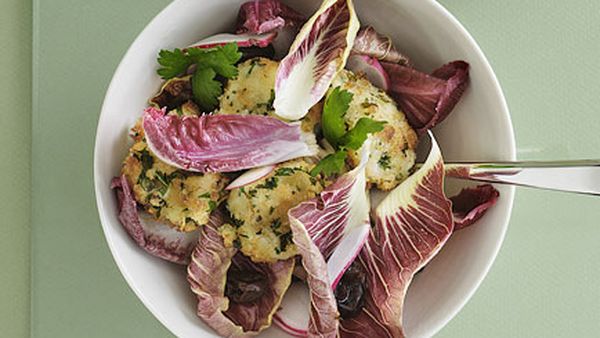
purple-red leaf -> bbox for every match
[110,175,199,264]
[142,107,318,173]
[450,184,499,230]
[287,208,340,337]
[274,0,360,120]
[275,142,372,336]
[383,60,469,135]
[340,134,454,337]
[292,141,371,282]
[236,0,305,35]
[352,25,410,65]
[187,209,294,337]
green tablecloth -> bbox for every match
[2,0,599,337]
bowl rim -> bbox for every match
[421,1,516,336]
[93,0,516,336]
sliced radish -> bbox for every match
[188,32,277,49]
[273,283,311,337]
[225,165,276,190]
[346,54,390,90]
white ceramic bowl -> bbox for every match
[94,0,515,337]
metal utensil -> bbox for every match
[439,160,600,196]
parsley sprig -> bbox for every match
[156,43,242,111]
[311,87,385,177]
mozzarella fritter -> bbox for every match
[217,57,322,133]
[122,125,229,232]
[332,70,418,190]
[225,159,323,263]
[218,57,278,116]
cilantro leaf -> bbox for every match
[188,44,242,79]
[310,150,347,177]
[313,86,386,177]
[157,43,242,109]
[322,87,354,147]
[340,117,386,150]
[192,67,222,110]
[157,48,193,79]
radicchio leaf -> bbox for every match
[287,209,339,337]
[110,175,199,264]
[340,133,454,337]
[236,0,305,35]
[352,25,411,65]
[293,140,371,284]
[450,184,499,230]
[383,61,469,135]
[275,141,372,336]
[187,209,294,337]
[142,107,318,173]
[274,0,360,120]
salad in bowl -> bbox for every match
[106,0,504,337]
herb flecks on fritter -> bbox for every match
[217,57,322,133]
[225,159,323,263]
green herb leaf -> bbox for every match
[207,200,217,213]
[270,218,282,234]
[275,167,299,176]
[310,150,347,177]
[256,177,278,190]
[136,149,154,174]
[188,44,242,79]
[192,67,222,111]
[138,176,156,192]
[155,171,171,187]
[276,232,293,254]
[154,171,171,196]
[322,87,354,146]
[378,153,392,170]
[157,48,193,79]
[339,117,386,150]
[157,43,242,109]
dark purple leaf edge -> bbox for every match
[382,60,470,135]
[450,184,500,230]
[236,0,305,35]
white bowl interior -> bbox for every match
[94,0,515,337]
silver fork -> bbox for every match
[440,160,600,196]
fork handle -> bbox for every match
[442,160,600,196]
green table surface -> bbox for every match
[2,0,599,337]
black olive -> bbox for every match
[150,78,193,110]
[225,270,268,304]
[335,261,367,319]
[239,45,276,62]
